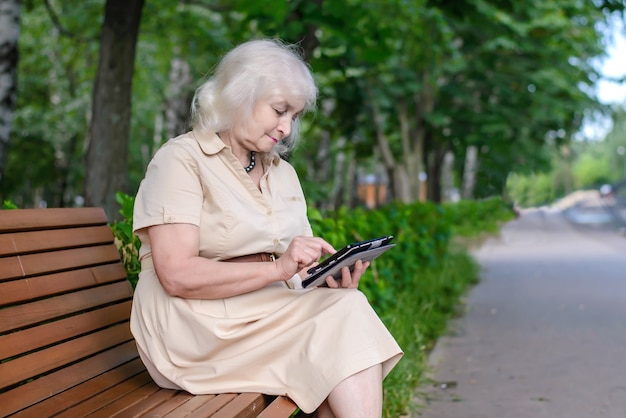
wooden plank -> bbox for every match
[0,245,122,282]
[0,342,139,417]
[0,281,132,333]
[0,207,107,232]
[20,244,122,276]
[73,380,163,418]
[0,255,24,282]
[161,394,226,418]
[0,263,127,306]
[0,225,115,257]
[0,322,133,389]
[102,384,181,418]
[257,396,300,418]
[54,373,157,418]
[184,394,242,418]
[209,392,267,418]
[10,359,147,418]
[0,301,132,360]
[133,392,196,418]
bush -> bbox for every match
[110,192,141,288]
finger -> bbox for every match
[352,259,369,277]
[340,266,352,288]
[348,260,370,288]
[325,275,340,288]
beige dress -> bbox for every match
[130,130,403,413]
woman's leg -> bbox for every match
[316,399,335,418]
[326,363,383,417]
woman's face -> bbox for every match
[233,95,304,153]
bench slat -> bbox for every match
[0,255,23,282]
[23,244,121,276]
[131,391,196,418]
[85,382,188,418]
[54,373,157,418]
[0,244,122,282]
[0,280,132,333]
[0,301,131,360]
[9,358,147,418]
[0,207,107,232]
[0,322,133,389]
[0,263,127,307]
[0,342,140,417]
[101,383,182,418]
[257,396,300,418]
[0,225,114,257]
[159,395,221,418]
[209,392,268,418]
[164,394,238,418]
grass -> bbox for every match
[381,250,480,417]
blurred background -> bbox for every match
[1,0,625,221]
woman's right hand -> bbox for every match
[276,236,336,282]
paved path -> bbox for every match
[417,206,626,418]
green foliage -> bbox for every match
[309,197,515,416]
[309,201,453,313]
[3,200,18,209]
[382,251,479,417]
[507,171,559,207]
[5,1,101,206]
[444,197,517,236]
[573,152,612,188]
[8,0,621,208]
[507,105,626,207]
[110,192,141,288]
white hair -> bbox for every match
[190,39,317,157]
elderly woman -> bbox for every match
[130,39,402,417]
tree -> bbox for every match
[85,0,144,220]
[0,0,21,188]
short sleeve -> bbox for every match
[133,140,204,232]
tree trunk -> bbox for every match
[413,73,435,202]
[427,141,445,203]
[0,0,21,189]
[399,98,421,200]
[165,55,193,140]
[85,0,144,220]
[330,136,347,211]
[462,145,478,199]
[441,150,455,202]
[368,87,410,203]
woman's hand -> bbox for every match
[324,259,371,289]
[276,236,335,281]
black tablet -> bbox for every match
[301,235,395,288]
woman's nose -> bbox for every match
[278,118,291,137]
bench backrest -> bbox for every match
[0,208,135,417]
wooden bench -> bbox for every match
[0,207,300,417]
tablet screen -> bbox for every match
[301,236,395,288]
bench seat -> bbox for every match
[0,207,299,418]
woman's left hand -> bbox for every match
[324,259,371,289]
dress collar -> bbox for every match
[191,129,281,166]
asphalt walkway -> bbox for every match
[416,205,626,418]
